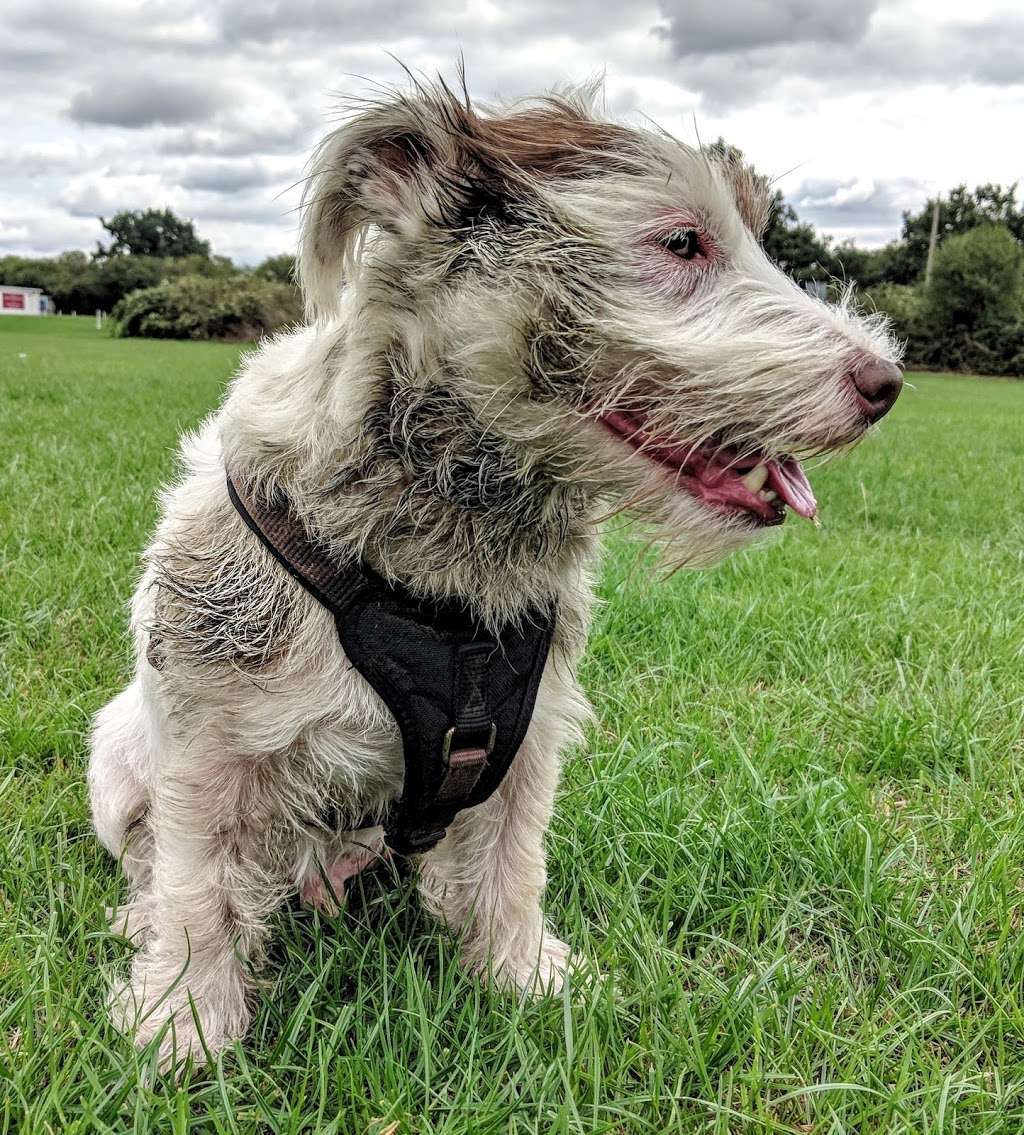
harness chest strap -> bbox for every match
[225,472,557,856]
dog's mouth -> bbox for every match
[598,409,817,527]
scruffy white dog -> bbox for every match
[89,78,901,1066]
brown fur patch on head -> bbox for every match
[398,77,641,183]
[710,149,774,239]
[463,100,641,181]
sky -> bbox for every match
[2,0,1022,264]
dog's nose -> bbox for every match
[850,358,903,423]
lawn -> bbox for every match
[2,314,1023,1133]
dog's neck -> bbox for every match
[221,303,602,632]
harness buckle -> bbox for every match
[437,721,496,804]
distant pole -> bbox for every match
[96,309,102,331]
[924,197,941,286]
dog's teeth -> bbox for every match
[742,464,768,493]
[758,489,778,502]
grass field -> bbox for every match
[2,314,1023,1134]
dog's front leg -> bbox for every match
[419,676,586,995]
[110,744,287,1068]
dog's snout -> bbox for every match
[850,358,903,423]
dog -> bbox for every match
[88,77,902,1066]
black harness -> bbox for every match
[226,473,556,856]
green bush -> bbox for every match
[111,275,302,341]
[915,225,1024,376]
[923,224,1023,334]
[859,282,924,344]
[859,226,1024,376]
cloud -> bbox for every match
[57,169,298,231]
[214,0,460,43]
[159,112,316,158]
[7,144,92,178]
[655,0,877,55]
[655,3,1024,108]
[1,0,1022,261]
[179,160,281,193]
[0,44,67,76]
[0,221,31,244]
[787,175,930,243]
[0,205,104,255]
[59,173,186,218]
[68,76,226,129]
[797,177,879,210]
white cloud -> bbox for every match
[798,178,878,209]
[0,221,31,244]
[1,0,1022,260]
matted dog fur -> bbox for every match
[88,76,901,1067]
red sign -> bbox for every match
[2,293,25,310]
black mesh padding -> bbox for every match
[227,472,556,855]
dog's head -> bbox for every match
[300,79,901,565]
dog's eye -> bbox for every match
[662,229,703,261]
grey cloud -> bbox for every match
[7,146,87,178]
[0,44,68,75]
[2,0,1020,261]
[215,0,460,43]
[656,0,877,56]
[180,160,282,193]
[68,76,226,129]
[0,210,102,255]
[159,111,317,158]
[788,176,928,240]
[186,197,298,226]
[7,0,215,51]
[656,4,1024,108]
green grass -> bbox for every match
[2,314,1024,1133]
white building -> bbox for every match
[0,284,50,315]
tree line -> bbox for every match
[0,210,295,314]
[2,192,1023,373]
[0,210,300,340]
[763,180,1024,376]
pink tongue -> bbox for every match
[767,458,817,520]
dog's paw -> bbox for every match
[109,959,248,1072]
[488,932,572,998]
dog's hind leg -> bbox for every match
[89,678,154,888]
[418,668,590,995]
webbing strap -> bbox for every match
[226,474,367,618]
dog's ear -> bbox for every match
[298,91,467,320]
[298,80,631,320]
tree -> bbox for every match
[923,224,1023,335]
[252,253,296,284]
[95,208,210,259]
[91,255,166,310]
[914,224,1024,375]
[111,275,302,340]
[45,251,103,312]
[895,185,1023,284]
[161,253,238,280]
[833,239,920,289]
[0,251,104,311]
